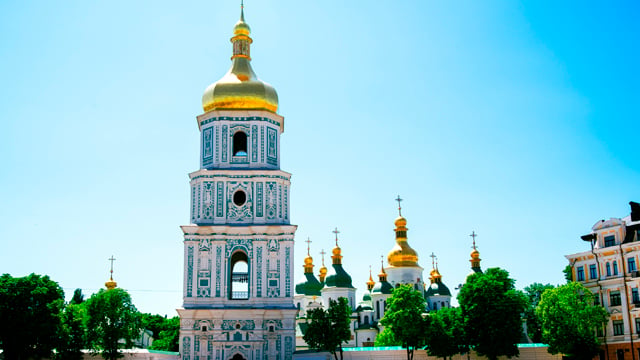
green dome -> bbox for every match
[372,280,393,295]
[424,281,451,297]
[295,273,322,296]
[363,292,372,301]
[324,264,354,288]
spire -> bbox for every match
[331,227,343,265]
[429,253,442,284]
[240,0,245,22]
[378,255,387,282]
[303,237,314,274]
[387,196,419,267]
[318,249,328,283]
[105,255,118,290]
[469,231,482,273]
[366,265,375,291]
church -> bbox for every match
[174,6,476,359]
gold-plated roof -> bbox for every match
[105,276,117,290]
[201,7,278,113]
[387,216,419,267]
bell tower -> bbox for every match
[177,6,297,360]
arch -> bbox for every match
[232,131,248,156]
[229,250,249,299]
[230,354,245,360]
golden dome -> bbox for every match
[332,246,342,257]
[201,8,278,114]
[105,277,117,290]
[387,214,419,267]
[471,249,480,259]
[304,255,313,266]
[319,265,328,275]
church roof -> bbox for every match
[371,280,393,295]
[295,272,323,296]
[425,281,451,297]
[324,264,354,288]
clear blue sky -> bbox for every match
[1,1,638,316]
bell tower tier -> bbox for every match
[179,7,297,360]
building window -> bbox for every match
[376,301,380,320]
[636,318,640,334]
[613,321,624,336]
[633,288,640,304]
[629,257,637,272]
[617,349,625,360]
[229,251,249,300]
[605,235,616,247]
[577,266,585,281]
[594,294,600,306]
[610,291,622,306]
[607,263,612,277]
[589,264,598,279]
[232,131,248,156]
[613,261,619,275]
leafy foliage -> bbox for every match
[374,327,398,346]
[148,316,180,352]
[85,288,143,360]
[303,297,352,360]
[70,288,85,305]
[0,273,65,360]
[425,307,467,360]
[536,282,609,359]
[56,303,87,360]
[523,283,555,343]
[458,267,527,360]
[379,284,427,360]
[563,264,573,283]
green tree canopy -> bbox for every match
[536,282,609,360]
[148,316,180,352]
[303,297,351,360]
[0,273,65,360]
[425,307,466,360]
[523,282,555,343]
[85,288,142,360]
[56,303,87,360]
[70,288,85,305]
[379,284,427,360]
[458,267,527,360]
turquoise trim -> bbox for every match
[200,116,282,129]
[191,174,291,181]
[148,350,180,355]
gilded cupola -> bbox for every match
[425,254,451,297]
[366,266,376,291]
[105,255,117,290]
[387,198,419,267]
[201,6,279,114]
[324,228,354,288]
[469,231,482,274]
[295,238,323,296]
[318,249,328,283]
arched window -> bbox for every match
[364,315,369,324]
[613,261,619,275]
[230,251,249,299]
[607,263,611,277]
[376,301,380,319]
[232,132,248,156]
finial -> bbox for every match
[430,252,436,269]
[332,227,340,247]
[470,231,478,250]
[395,195,403,216]
[305,237,312,256]
[240,0,245,21]
[108,255,116,280]
[320,249,326,266]
[380,255,384,270]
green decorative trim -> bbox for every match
[256,182,264,217]
[191,174,291,181]
[200,116,282,129]
[221,125,228,162]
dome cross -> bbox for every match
[470,231,478,250]
[108,255,116,279]
[395,195,403,216]
[305,237,312,256]
[332,227,340,247]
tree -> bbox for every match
[0,273,65,360]
[425,307,466,360]
[536,282,609,360]
[379,284,427,360]
[523,283,555,343]
[458,267,527,360]
[563,264,573,283]
[149,316,180,352]
[303,297,351,360]
[374,327,398,346]
[85,288,143,360]
[56,303,87,360]
[70,288,85,305]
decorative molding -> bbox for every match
[225,239,254,258]
[216,182,224,218]
[222,320,255,330]
[266,127,277,166]
[203,127,213,166]
[252,125,258,162]
[257,246,263,297]
[187,246,194,297]
[221,125,228,162]
[216,245,222,297]
[256,182,264,218]
[200,116,282,129]
[285,246,291,297]
[183,337,191,360]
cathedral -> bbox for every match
[175,7,483,358]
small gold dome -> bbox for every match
[394,216,407,227]
[430,268,442,279]
[471,249,480,259]
[304,255,313,266]
[319,265,328,275]
[332,246,342,257]
[105,277,117,290]
[201,9,279,114]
